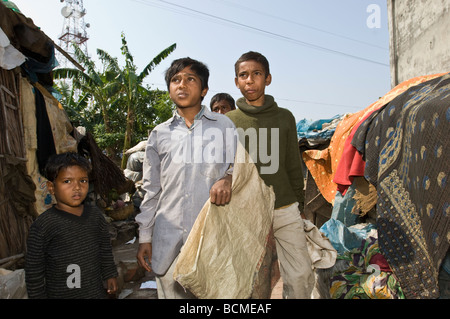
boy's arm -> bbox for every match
[97,207,119,280]
[137,242,152,272]
[106,277,118,295]
[135,132,161,244]
[210,123,236,206]
[210,174,232,205]
[135,132,161,270]
[286,113,305,209]
[25,223,47,299]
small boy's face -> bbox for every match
[169,66,208,109]
[235,60,271,106]
[211,100,233,114]
[47,165,89,214]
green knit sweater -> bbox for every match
[227,95,304,209]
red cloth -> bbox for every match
[369,253,392,273]
[332,73,447,196]
[333,111,376,195]
[333,110,375,195]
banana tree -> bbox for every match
[55,80,94,130]
[98,32,176,168]
[53,45,122,158]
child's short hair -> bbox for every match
[210,93,236,111]
[234,51,270,78]
[165,57,209,93]
[45,152,91,182]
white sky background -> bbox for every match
[11,0,392,122]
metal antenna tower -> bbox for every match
[57,0,90,67]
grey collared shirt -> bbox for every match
[136,106,237,275]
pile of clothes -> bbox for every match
[304,73,450,299]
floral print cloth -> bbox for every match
[330,237,405,299]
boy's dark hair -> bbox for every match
[45,152,92,182]
[210,93,236,110]
[165,57,209,94]
[234,51,270,78]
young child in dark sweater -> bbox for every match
[25,152,118,299]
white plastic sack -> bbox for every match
[0,27,26,70]
[0,268,28,299]
[173,142,275,299]
[304,219,337,269]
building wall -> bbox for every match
[387,0,450,87]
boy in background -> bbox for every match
[136,57,236,298]
[210,92,236,115]
[226,51,314,299]
[25,152,118,299]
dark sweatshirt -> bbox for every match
[25,205,118,299]
[227,95,304,209]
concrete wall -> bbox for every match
[387,0,450,87]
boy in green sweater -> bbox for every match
[226,51,314,299]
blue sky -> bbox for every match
[11,0,391,122]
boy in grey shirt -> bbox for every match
[136,58,236,298]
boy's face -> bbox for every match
[169,66,208,109]
[235,60,271,106]
[211,100,233,114]
[47,165,89,214]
